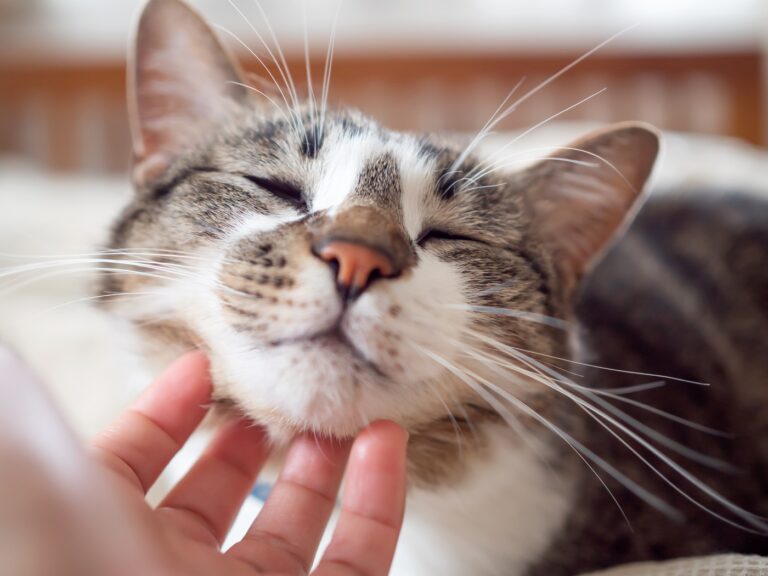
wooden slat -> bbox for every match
[0,51,762,173]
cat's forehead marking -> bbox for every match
[310,131,386,214]
[400,138,438,238]
[309,128,438,240]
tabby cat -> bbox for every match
[100,0,768,573]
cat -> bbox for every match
[99,0,768,574]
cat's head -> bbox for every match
[105,0,658,454]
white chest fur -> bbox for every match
[391,425,575,576]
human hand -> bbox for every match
[0,348,408,576]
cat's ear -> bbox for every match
[128,0,248,187]
[522,122,659,294]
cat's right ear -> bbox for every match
[128,0,248,188]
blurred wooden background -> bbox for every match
[0,50,763,174]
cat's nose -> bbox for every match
[316,240,396,301]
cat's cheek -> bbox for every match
[218,255,341,343]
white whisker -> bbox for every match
[452,24,638,170]
[466,330,732,462]
[462,333,768,532]
[466,88,608,185]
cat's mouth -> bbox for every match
[266,322,386,377]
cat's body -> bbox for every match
[389,191,768,576]
[531,191,768,574]
[101,1,768,573]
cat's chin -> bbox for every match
[208,336,399,439]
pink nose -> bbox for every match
[317,241,395,300]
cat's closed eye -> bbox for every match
[416,228,485,246]
[241,174,307,211]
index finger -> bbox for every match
[90,351,212,493]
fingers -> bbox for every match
[228,433,352,573]
[156,417,270,546]
[313,421,408,576]
[90,351,212,493]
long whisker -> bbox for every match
[461,334,768,531]
[226,81,294,126]
[474,145,637,192]
[458,326,729,441]
[602,393,732,437]
[35,291,158,317]
[501,338,709,387]
[248,0,304,138]
[452,24,638,169]
[466,343,736,471]
[426,342,768,530]
[301,0,318,151]
[213,21,302,137]
[449,76,526,173]
[413,342,644,527]
[466,88,608,185]
[0,258,204,282]
[226,0,304,142]
[0,248,228,263]
[446,303,572,330]
[320,0,343,141]
[464,328,722,436]
[0,267,196,298]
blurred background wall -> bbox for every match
[0,0,766,176]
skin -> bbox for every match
[0,347,408,576]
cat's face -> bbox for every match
[104,0,657,450]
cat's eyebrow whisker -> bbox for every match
[213,22,302,137]
[226,80,294,127]
[456,182,507,195]
[247,0,306,146]
[463,156,599,188]
[465,87,608,185]
[225,0,304,142]
[449,76,527,174]
[452,24,638,172]
[301,0,319,151]
[473,145,635,193]
[320,0,342,143]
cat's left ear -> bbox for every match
[128,0,249,188]
[521,122,659,295]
